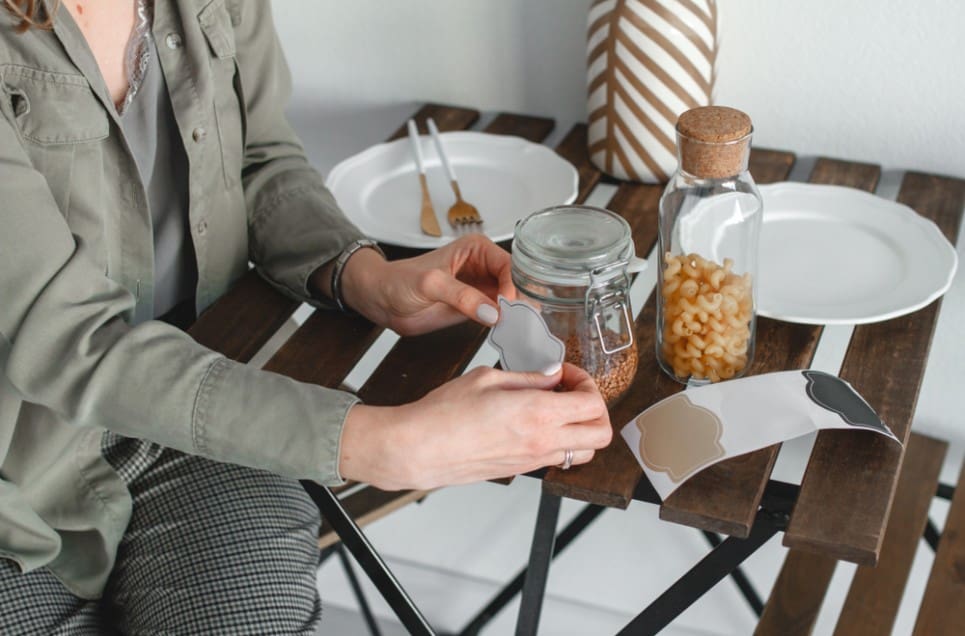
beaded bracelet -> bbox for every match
[330,239,384,313]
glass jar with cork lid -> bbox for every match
[657,106,763,384]
[512,205,646,405]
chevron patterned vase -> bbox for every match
[587,0,718,183]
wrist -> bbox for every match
[308,240,387,314]
[332,239,385,313]
[339,247,389,319]
[339,403,412,489]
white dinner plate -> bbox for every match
[325,132,579,249]
[757,182,958,325]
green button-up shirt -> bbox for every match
[0,0,365,599]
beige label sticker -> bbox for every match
[635,393,726,483]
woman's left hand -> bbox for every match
[337,234,515,336]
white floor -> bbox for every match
[281,108,965,635]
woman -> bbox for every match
[0,0,611,633]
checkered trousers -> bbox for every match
[0,431,323,634]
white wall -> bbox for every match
[716,1,965,180]
[271,0,965,179]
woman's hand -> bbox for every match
[336,234,515,336]
[338,363,612,490]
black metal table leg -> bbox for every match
[459,503,605,635]
[922,482,954,551]
[937,482,955,500]
[301,481,436,636]
[924,517,942,551]
[337,544,384,636]
[617,511,781,636]
[515,489,563,636]
[700,531,764,616]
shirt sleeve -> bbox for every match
[234,0,368,307]
[0,107,354,486]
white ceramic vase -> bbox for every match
[587,0,718,183]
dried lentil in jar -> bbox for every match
[512,206,646,405]
[562,328,639,404]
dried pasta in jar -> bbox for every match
[658,252,753,383]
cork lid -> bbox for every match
[677,106,752,143]
[675,106,753,178]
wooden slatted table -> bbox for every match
[186,103,965,635]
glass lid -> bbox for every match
[513,205,635,284]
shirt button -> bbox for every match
[192,127,207,143]
[197,220,208,236]
[165,33,182,49]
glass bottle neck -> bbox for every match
[674,167,752,187]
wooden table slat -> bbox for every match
[913,458,965,635]
[262,311,383,387]
[749,149,797,184]
[188,269,298,362]
[834,433,947,636]
[807,157,881,188]
[483,112,556,141]
[543,149,799,520]
[784,171,965,565]
[754,550,838,636]
[387,103,479,141]
[357,321,491,405]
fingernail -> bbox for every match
[541,362,562,376]
[477,304,499,325]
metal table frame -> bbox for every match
[305,474,956,635]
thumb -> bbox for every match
[488,362,563,390]
[425,274,500,326]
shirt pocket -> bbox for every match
[2,66,110,273]
[199,0,245,189]
[2,66,108,145]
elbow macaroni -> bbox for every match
[659,252,753,382]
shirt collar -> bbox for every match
[46,0,123,128]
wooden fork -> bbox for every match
[427,118,483,229]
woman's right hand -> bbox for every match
[338,363,612,490]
